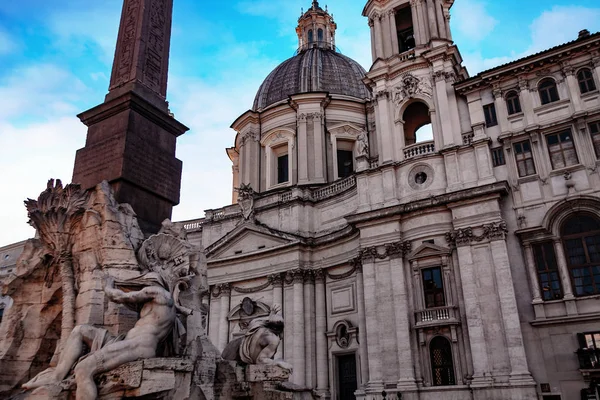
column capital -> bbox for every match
[314,268,326,283]
[269,273,284,287]
[446,221,508,247]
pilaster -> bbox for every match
[314,269,329,392]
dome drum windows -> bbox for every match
[261,130,295,190]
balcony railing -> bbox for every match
[312,176,356,201]
[577,348,600,370]
[415,306,458,326]
[404,140,435,159]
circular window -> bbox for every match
[408,164,434,190]
[415,172,428,185]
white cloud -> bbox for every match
[0,64,88,121]
[452,0,497,43]
[528,6,600,54]
[461,5,600,75]
[0,117,86,246]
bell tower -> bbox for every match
[296,1,337,51]
[362,0,467,167]
[364,0,454,61]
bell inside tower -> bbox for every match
[395,6,416,53]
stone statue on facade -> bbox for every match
[356,132,369,157]
[21,232,197,399]
[222,304,292,372]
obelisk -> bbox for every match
[73,0,188,233]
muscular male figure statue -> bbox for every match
[22,275,178,399]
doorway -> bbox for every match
[337,353,358,399]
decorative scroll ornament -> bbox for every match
[360,241,412,261]
[393,74,433,104]
[446,221,508,247]
[336,321,353,348]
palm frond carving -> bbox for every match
[25,179,89,350]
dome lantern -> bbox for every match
[296,0,337,51]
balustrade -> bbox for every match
[403,140,436,159]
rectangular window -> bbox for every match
[395,7,415,53]
[532,242,563,301]
[337,150,354,179]
[546,130,578,169]
[577,332,600,370]
[590,121,600,160]
[422,267,446,308]
[514,140,536,177]
[483,104,498,127]
[277,154,289,184]
[491,147,505,167]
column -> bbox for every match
[362,257,384,390]
[356,264,369,386]
[304,271,316,388]
[313,113,325,183]
[271,274,284,359]
[416,0,429,45]
[209,287,221,344]
[315,270,329,391]
[292,270,306,386]
[298,114,309,184]
[553,239,574,299]
[382,11,393,58]
[563,65,584,113]
[427,0,439,39]
[455,245,492,385]
[369,19,376,62]
[593,57,600,93]
[489,239,534,382]
[389,253,417,390]
[524,243,547,320]
[435,1,446,40]
[518,79,536,128]
[389,10,399,54]
[523,245,543,302]
[434,73,455,147]
[410,1,422,46]
[375,91,394,163]
[493,87,509,133]
[217,283,231,351]
[373,13,384,59]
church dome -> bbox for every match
[252,48,370,111]
[252,1,370,111]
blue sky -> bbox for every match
[0,0,600,246]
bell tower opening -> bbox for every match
[403,102,432,145]
[395,6,415,53]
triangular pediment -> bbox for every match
[408,242,451,261]
[206,223,300,260]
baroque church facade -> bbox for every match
[2,0,600,399]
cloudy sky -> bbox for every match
[0,0,599,246]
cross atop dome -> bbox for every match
[296,1,337,51]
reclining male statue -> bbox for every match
[22,234,195,400]
[222,304,293,372]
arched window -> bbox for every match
[308,30,314,44]
[539,78,559,105]
[505,91,522,115]
[577,68,597,94]
[430,337,456,386]
[317,28,324,43]
[562,213,600,296]
[403,102,432,145]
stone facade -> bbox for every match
[2,1,600,399]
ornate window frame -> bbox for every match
[328,123,367,181]
[261,128,295,190]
